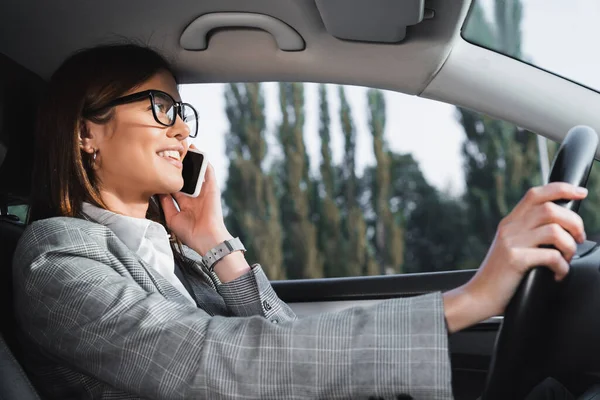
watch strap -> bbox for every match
[202,237,246,272]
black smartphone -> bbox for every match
[180,148,208,197]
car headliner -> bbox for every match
[2,0,600,154]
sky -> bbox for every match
[180,0,600,197]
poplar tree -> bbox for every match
[277,83,323,279]
[367,89,404,274]
[316,85,345,277]
[339,87,371,276]
[223,83,285,279]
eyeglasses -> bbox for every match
[84,89,199,138]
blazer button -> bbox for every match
[271,318,279,324]
[262,300,272,311]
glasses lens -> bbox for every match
[152,92,176,125]
[182,104,198,138]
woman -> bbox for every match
[13,43,587,400]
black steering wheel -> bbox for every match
[482,126,600,400]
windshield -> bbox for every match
[462,0,600,92]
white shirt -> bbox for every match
[81,202,196,305]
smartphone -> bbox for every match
[180,148,208,197]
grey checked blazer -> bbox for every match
[12,217,453,399]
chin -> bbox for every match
[154,178,184,195]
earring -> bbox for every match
[90,149,98,167]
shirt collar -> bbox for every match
[81,202,168,253]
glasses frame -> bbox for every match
[84,89,198,138]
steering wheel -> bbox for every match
[482,126,600,400]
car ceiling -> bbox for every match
[2,0,600,152]
[1,0,467,94]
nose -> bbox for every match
[167,112,190,141]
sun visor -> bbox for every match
[315,0,425,43]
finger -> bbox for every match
[158,194,179,222]
[525,202,586,243]
[205,162,214,180]
[522,223,578,262]
[519,183,588,209]
[517,247,570,281]
[203,162,218,190]
[170,191,190,205]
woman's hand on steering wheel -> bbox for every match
[443,182,588,333]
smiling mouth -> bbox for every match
[157,150,183,169]
[157,150,181,161]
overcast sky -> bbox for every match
[180,0,600,196]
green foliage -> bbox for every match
[403,188,473,272]
[362,152,472,273]
[338,87,373,276]
[316,84,345,277]
[367,89,403,274]
[463,0,522,59]
[277,83,323,279]
[223,83,285,280]
[220,0,555,279]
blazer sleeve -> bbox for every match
[14,220,453,400]
[182,246,296,321]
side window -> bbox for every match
[182,83,547,280]
[7,204,28,223]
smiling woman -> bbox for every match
[27,44,202,274]
[29,45,181,221]
[10,42,591,400]
[79,72,192,213]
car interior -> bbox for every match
[2,0,600,399]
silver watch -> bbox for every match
[202,237,246,271]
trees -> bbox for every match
[223,83,285,280]
[315,84,345,277]
[363,150,472,273]
[277,83,323,279]
[219,62,551,278]
[367,89,403,274]
[338,87,374,276]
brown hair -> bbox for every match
[28,43,189,267]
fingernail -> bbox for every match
[576,187,588,196]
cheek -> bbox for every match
[101,131,156,176]
[99,123,183,191]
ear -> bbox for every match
[79,119,104,154]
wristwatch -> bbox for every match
[201,237,246,272]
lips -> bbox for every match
[157,150,181,161]
[157,149,184,169]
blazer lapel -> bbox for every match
[133,256,194,305]
[80,211,227,312]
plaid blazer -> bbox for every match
[12,217,453,399]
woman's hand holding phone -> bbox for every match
[159,146,232,256]
[160,145,252,282]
